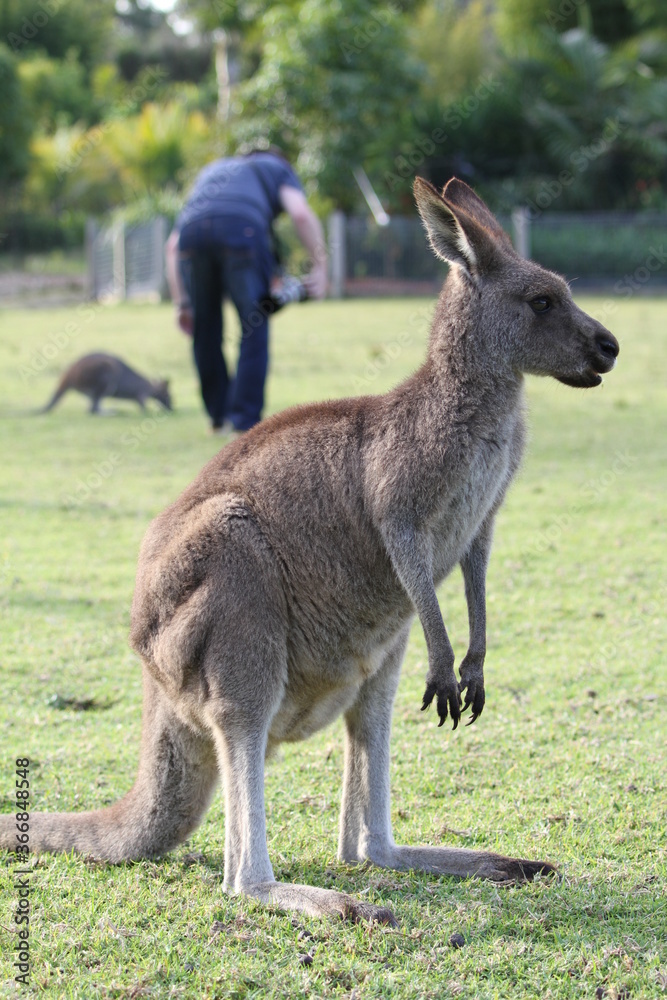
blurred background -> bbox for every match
[1,0,666,302]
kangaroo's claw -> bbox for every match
[421,678,462,729]
[459,670,485,726]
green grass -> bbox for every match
[0,296,665,999]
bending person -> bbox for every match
[166,147,327,433]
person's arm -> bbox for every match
[165,230,194,335]
[279,186,328,299]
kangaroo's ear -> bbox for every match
[414,177,478,275]
[442,177,513,249]
[414,177,511,277]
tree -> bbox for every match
[229,0,423,210]
[495,0,640,50]
[411,0,499,100]
[18,52,98,130]
[510,28,667,208]
[1,0,115,72]
[421,26,667,211]
[0,44,33,189]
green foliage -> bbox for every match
[400,14,667,212]
[115,0,212,85]
[1,0,666,243]
[412,0,499,99]
[0,208,85,253]
[18,52,99,130]
[232,0,424,209]
[0,43,33,190]
[1,0,115,71]
[495,0,640,50]
[103,101,209,196]
[508,29,665,208]
[25,124,124,215]
[176,0,275,35]
[19,100,210,224]
[626,0,667,28]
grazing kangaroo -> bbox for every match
[1,179,619,925]
[41,353,172,414]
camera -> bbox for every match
[261,275,309,314]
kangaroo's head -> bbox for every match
[153,379,173,410]
[414,177,619,387]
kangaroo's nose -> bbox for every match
[595,331,620,360]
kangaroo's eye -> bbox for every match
[530,296,552,314]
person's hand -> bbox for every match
[302,264,327,300]
[177,305,194,336]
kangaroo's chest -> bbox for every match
[430,424,521,579]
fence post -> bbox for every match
[85,217,98,301]
[328,210,346,299]
[512,206,531,260]
[112,220,126,301]
[153,216,169,300]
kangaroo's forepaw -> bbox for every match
[421,675,462,730]
[458,655,485,725]
[459,676,485,725]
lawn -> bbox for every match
[0,295,665,999]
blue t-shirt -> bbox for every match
[177,154,303,233]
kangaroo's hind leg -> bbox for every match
[207,689,397,925]
[339,631,555,883]
[89,367,119,414]
[194,514,396,925]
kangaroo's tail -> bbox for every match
[38,380,68,414]
[0,671,219,861]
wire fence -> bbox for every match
[83,211,667,302]
[530,213,667,282]
[338,212,667,295]
[87,217,169,302]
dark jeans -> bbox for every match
[179,215,274,431]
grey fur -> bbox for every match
[1,178,619,924]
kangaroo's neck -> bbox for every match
[431,270,517,394]
[393,270,524,431]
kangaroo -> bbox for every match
[41,353,172,414]
[1,179,619,926]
